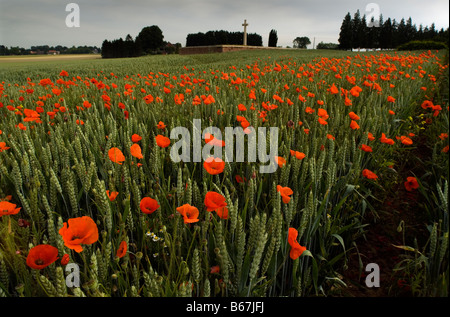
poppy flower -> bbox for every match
[277,185,293,204]
[235,175,247,183]
[176,204,200,223]
[204,133,225,147]
[0,142,10,152]
[329,83,339,94]
[318,108,329,120]
[290,150,306,160]
[144,94,154,104]
[108,147,126,165]
[380,133,395,145]
[210,265,220,274]
[0,201,21,217]
[215,206,229,219]
[274,156,286,168]
[362,169,378,180]
[59,216,99,253]
[26,244,59,270]
[287,228,306,260]
[204,191,227,212]
[360,144,373,152]
[203,157,225,175]
[350,120,360,130]
[116,241,127,258]
[404,177,419,191]
[305,107,315,114]
[105,190,118,202]
[61,253,70,266]
[399,136,413,145]
[155,135,171,148]
[237,104,247,111]
[130,144,144,159]
[318,117,328,125]
[348,112,360,120]
[157,121,166,130]
[140,197,160,214]
[387,96,396,103]
[131,134,142,143]
[367,132,375,141]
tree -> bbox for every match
[293,36,311,49]
[136,25,164,54]
[268,29,278,47]
[338,12,353,50]
[379,17,394,49]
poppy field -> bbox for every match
[0,49,448,297]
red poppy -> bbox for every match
[399,136,413,145]
[235,175,247,183]
[144,94,154,104]
[0,142,10,152]
[0,201,21,217]
[274,156,286,168]
[360,144,373,152]
[387,96,396,103]
[348,112,360,120]
[59,216,99,253]
[116,241,127,258]
[155,135,171,148]
[108,147,126,165]
[290,150,306,160]
[26,244,59,270]
[404,177,419,191]
[204,191,227,212]
[203,157,225,175]
[277,185,293,204]
[318,117,328,125]
[318,108,329,120]
[131,134,142,143]
[140,197,160,214]
[380,133,395,145]
[205,133,225,147]
[106,190,119,202]
[176,204,200,223]
[210,265,220,274]
[61,253,70,265]
[350,120,360,130]
[287,228,306,260]
[362,169,378,180]
[130,144,144,159]
[157,121,166,130]
[215,206,229,219]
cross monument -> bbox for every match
[242,19,248,46]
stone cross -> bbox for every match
[242,19,248,45]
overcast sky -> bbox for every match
[0,0,448,48]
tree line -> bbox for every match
[101,26,181,58]
[185,30,263,47]
[0,45,99,56]
[338,10,449,50]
